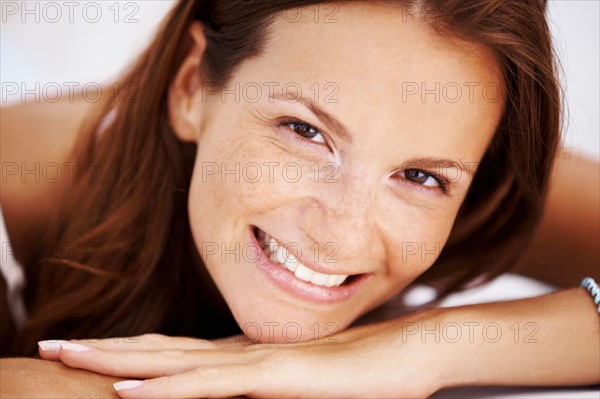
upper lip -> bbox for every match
[255,226,368,277]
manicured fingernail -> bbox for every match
[114,380,144,391]
[60,342,91,352]
[38,340,68,352]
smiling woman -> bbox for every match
[0,0,599,398]
[180,3,506,337]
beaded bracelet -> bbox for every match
[580,277,600,313]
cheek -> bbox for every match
[382,204,458,285]
[189,149,281,221]
[186,124,299,249]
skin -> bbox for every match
[33,288,600,398]
[0,2,598,398]
[173,3,503,342]
[512,151,600,286]
[0,358,120,398]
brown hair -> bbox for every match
[9,0,561,356]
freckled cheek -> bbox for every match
[187,142,307,235]
[195,167,293,217]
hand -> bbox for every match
[38,315,448,398]
[0,357,121,398]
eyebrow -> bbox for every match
[269,93,475,178]
[270,93,353,143]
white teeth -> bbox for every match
[325,274,338,287]
[334,275,348,286]
[267,237,277,252]
[286,253,299,265]
[294,263,314,282]
[275,246,287,266]
[310,272,329,286]
[260,231,350,288]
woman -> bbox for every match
[1,0,598,397]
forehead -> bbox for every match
[237,2,505,161]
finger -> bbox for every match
[41,334,218,355]
[111,347,322,399]
[79,333,255,351]
[39,334,215,361]
[38,340,69,361]
[40,334,254,362]
[72,334,219,351]
[57,343,255,378]
[113,364,260,399]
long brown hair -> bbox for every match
[9,0,561,356]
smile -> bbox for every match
[250,226,371,304]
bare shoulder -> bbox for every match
[0,97,95,261]
[0,96,93,165]
[512,148,600,286]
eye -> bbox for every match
[283,121,326,144]
[402,169,441,188]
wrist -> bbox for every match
[389,306,468,392]
[392,301,538,390]
[415,301,541,389]
[418,306,480,389]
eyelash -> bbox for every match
[278,119,328,149]
[276,118,451,195]
[399,170,450,195]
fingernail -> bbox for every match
[38,340,68,352]
[60,342,91,352]
[114,380,144,391]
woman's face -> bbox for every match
[177,3,504,342]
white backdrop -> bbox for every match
[1,0,598,159]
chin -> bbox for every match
[197,224,384,343]
[226,297,355,344]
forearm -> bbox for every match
[428,288,600,388]
[0,357,120,398]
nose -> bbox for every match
[298,178,381,267]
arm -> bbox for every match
[0,358,121,398]
[40,287,599,398]
[1,98,121,397]
[0,97,93,266]
[512,149,600,287]
[442,287,599,388]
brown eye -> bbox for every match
[286,122,326,144]
[403,169,440,188]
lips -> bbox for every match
[249,226,371,304]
